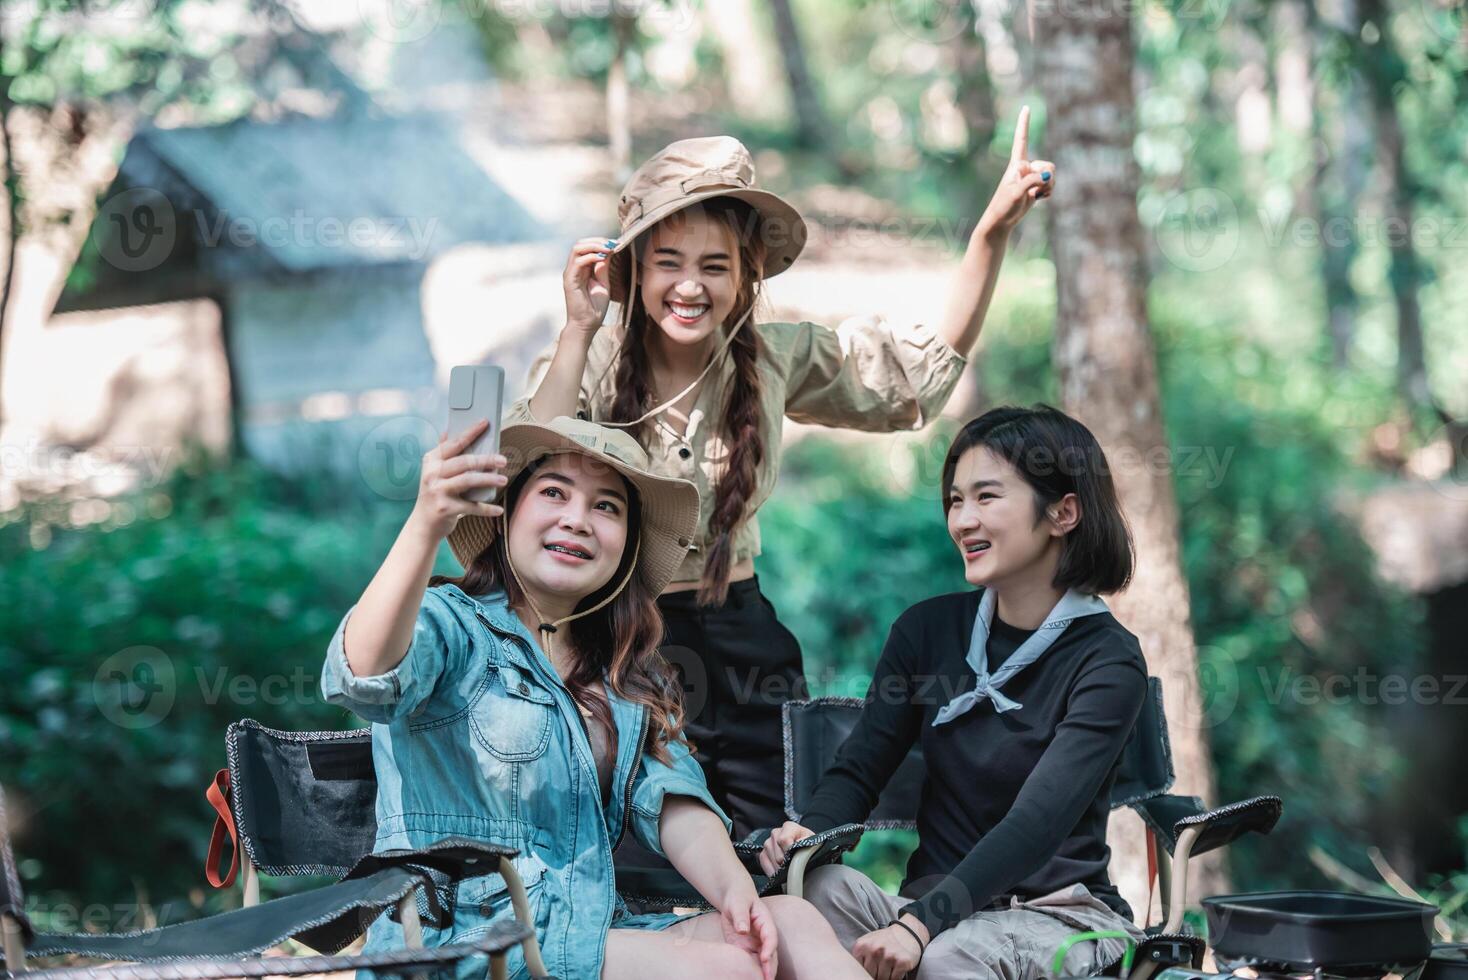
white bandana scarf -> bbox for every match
[932,588,1109,725]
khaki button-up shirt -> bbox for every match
[506,316,966,587]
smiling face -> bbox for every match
[636,206,742,353]
[504,453,633,611]
[946,446,1074,592]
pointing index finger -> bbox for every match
[1011,105,1031,163]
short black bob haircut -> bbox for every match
[941,405,1134,595]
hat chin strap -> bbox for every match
[500,512,642,664]
[605,249,759,429]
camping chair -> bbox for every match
[781,678,1283,980]
[203,720,548,978]
[205,720,855,976]
[0,782,528,980]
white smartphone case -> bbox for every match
[445,365,505,503]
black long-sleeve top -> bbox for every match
[800,589,1148,937]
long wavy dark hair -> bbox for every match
[610,197,767,607]
[431,456,686,762]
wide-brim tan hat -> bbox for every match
[607,135,807,305]
[447,416,700,598]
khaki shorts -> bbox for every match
[804,864,1145,980]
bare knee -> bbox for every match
[765,894,829,928]
[708,945,766,980]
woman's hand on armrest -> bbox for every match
[757,821,815,876]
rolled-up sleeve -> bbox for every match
[320,591,463,723]
[780,317,966,430]
[628,737,732,858]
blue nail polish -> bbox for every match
[1041,171,1052,181]
[605,239,617,248]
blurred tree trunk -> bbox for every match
[0,92,14,429]
[1319,0,1370,371]
[1359,0,1432,423]
[952,4,996,153]
[1394,582,1468,882]
[949,2,998,222]
[704,0,789,126]
[1032,0,1227,917]
[765,0,830,148]
[607,12,634,183]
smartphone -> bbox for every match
[445,365,505,503]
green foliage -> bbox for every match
[3,0,258,115]
[0,450,430,911]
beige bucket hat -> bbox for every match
[606,135,808,305]
[447,416,700,601]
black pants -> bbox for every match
[615,575,807,890]
[658,575,808,840]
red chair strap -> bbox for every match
[205,768,238,888]
[1144,826,1158,928]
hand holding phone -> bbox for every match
[444,366,505,503]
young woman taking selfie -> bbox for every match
[759,406,1149,980]
[510,111,1056,838]
[321,416,869,980]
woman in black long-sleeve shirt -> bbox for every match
[760,406,1148,980]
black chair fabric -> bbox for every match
[782,697,928,828]
[782,677,1176,828]
[20,926,532,980]
[28,866,428,961]
[226,720,378,877]
[1111,679,1176,808]
[1133,794,1207,853]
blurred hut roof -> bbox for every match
[56,113,541,312]
[1352,480,1468,594]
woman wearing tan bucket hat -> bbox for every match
[508,110,1055,842]
[322,416,873,979]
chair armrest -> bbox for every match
[344,836,521,929]
[735,824,865,896]
[344,836,519,882]
[1173,795,1282,857]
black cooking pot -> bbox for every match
[1203,890,1438,975]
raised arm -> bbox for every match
[938,105,1055,356]
[341,420,507,678]
[525,237,616,422]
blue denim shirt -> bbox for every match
[320,583,730,980]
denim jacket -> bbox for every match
[320,583,731,980]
